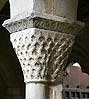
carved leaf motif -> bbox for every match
[10,28,74,82]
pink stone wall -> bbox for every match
[63,65,89,88]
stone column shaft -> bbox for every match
[3,0,83,99]
[26,83,46,99]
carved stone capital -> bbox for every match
[10,28,74,83]
[3,12,84,83]
[2,0,84,84]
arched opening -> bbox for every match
[67,0,89,74]
[0,1,25,98]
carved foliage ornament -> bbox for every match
[10,28,74,82]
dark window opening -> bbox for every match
[86,93,89,98]
[87,86,89,88]
[82,92,86,98]
[65,85,69,88]
[76,85,80,88]
[71,92,75,97]
[65,91,69,97]
[76,92,80,98]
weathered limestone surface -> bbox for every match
[3,0,83,99]
[10,28,74,83]
[49,84,63,99]
[3,13,82,34]
[26,83,46,99]
[9,0,78,21]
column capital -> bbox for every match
[3,0,84,84]
[9,28,74,83]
